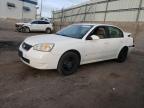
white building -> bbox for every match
[0,0,37,20]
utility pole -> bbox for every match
[83,4,88,22]
[22,0,24,20]
[60,8,64,29]
[40,0,43,18]
[135,0,143,37]
[136,0,142,22]
[104,0,109,23]
[36,6,39,19]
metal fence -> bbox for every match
[52,0,144,33]
[53,0,144,22]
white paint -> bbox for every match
[0,0,37,19]
[19,23,134,70]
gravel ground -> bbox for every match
[0,29,144,108]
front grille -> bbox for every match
[21,56,30,64]
[18,50,30,64]
[22,42,32,51]
[15,24,22,28]
[18,50,23,57]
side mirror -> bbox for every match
[91,35,100,40]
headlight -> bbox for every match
[33,43,55,52]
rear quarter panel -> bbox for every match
[123,32,134,47]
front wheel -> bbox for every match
[22,27,30,33]
[57,52,80,76]
[117,47,128,63]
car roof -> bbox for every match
[31,20,49,22]
[73,23,118,27]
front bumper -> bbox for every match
[15,24,23,32]
[18,45,60,70]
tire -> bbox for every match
[57,52,80,76]
[117,47,128,63]
[45,28,51,34]
[23,27,30,33]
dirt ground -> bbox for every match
[0,28,144,108]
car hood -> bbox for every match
[24,34,79,46]
[16,22,30,25]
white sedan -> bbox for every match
[15,20,53,33]
[18,23,134,75]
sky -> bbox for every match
[37,0,89,18]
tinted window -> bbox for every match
[87,26,107,40]
[108,26,123,38]
[31,21,38,24]
[38,21,43,24]
[44,21,50,24]
[38,21,50,24]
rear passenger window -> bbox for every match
[38,21,44,24]
[44,21,50,24]
[38,21,49,24]
[108,26,123,38]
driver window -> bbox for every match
[94,27,106,39]
[87,26,106,40]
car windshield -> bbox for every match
[56,25,93,39]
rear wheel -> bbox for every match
[57,52,80,76]
[45,28,51,34]
[117,47,128,63]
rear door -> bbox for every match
[42,21,51,31]
[31,21,47,31]
[105,26,125,58]
[37,21,51,31]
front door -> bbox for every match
[30,21,39,31]
[83,26,124,63]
